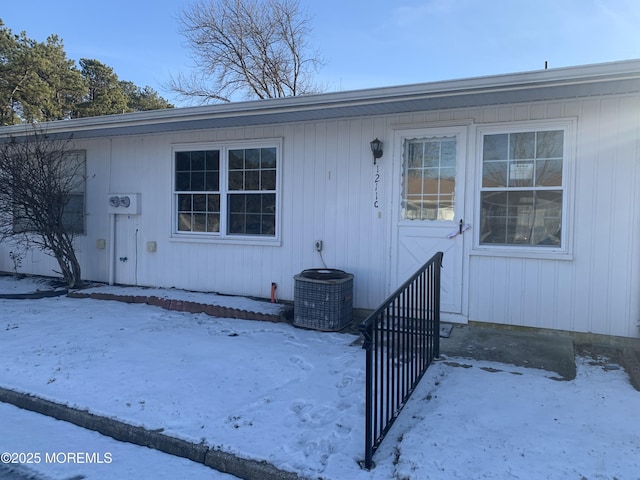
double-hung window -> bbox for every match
[174,142,279,240]
[13,150,86,235]
[478,122,572,253]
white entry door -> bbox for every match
[391,126,468,318]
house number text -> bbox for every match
[373,164,381,208]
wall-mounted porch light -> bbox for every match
[370,138,383,164]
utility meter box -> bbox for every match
[107,193,141,214]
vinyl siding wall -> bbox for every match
[1,92,639,337]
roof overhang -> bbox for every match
[2,59,640,140]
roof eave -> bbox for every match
[2,58,640,138]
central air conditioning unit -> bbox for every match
[293,269,354,331]
[107,193,141,214]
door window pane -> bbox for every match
[402,136,456,221]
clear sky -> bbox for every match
[2,0,640,106]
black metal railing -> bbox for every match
[359,251,443,470]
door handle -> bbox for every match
[448,220,470,239]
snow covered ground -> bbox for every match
[0,401,236,480]
[0,275,639,479]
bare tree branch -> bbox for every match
[0,126,86,287]
[170,0,324,104]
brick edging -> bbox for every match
[67,291,290,323]
[622,348,640,392]
[0,387,303,480]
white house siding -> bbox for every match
[1,90,639,339]
[25,118,390,310]
[468,94,640,338]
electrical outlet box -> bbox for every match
[314,240,323,252]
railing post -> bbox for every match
[434,252,442,359]
[359,323,374,470]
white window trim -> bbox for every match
[472,119,576,260]
[170,139,282,246]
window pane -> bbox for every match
[228,214,245,234]
[63,194,84,234]
[407,143,422,168]
[193,194,207,212]
[178,213,192,231]
[206,213,220,233]
[261,215,276,235]
[422,176,439,195]
[261,148,276,168]
[228,171,243,190]
[406,172,423,195]
[440,167,455,181]
[482,161,507,187]
[245,214,262,234]
[536,159,562,186]
[440,140,456,167]
[245,170,260,190]
[438,198,454,221]
[537,131,563,159]
[508,161,534,187]
[246,194,262,213]
[191,151,205,170]
[207,194,220,212]
[229,150,244,169]
[176,152,190,171]
[205,150,220,170]
[263,193,276,213]
[480,191,508,244]
[228,194,245,213]
[245,149,260,169]
[205,171,219,191]
[423,142,440,168]
[191,172,205,191]
[533,191,562,245]
[402,137,456,221]
[440,176,455,195]
[421,196,439,220]
[192,213,206,232]
[261,170,276,190]
[404,195,422,219]
[483,134,508,160]
[505,191,535,244]
[176,172,190,191]
[178,194,191,211]
[510,132,535,159]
